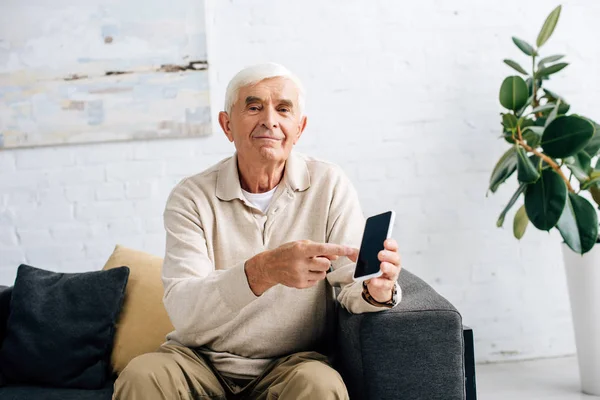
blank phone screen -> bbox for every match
[354,211,393,279]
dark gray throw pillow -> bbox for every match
[0,264,129,389]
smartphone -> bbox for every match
[353,211,396,282]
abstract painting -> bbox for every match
[0,0,211,149]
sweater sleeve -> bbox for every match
[325,167,402,313]
[162,182,258,337]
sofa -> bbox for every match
[0,245,469,400]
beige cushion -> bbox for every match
[102,245,174,374]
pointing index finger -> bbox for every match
[305,243,352,258]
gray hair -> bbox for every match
[224,63,305,116]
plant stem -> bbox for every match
[516,126,574,193]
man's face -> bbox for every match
[219,77,307,163]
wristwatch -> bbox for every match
[362,281,398,308]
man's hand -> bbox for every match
[348,238,402,303]
[245,240,354,296]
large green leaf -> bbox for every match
[512,37,537,56]
[516,145,541,183]
[525,168,567,230]
[556,192,598,254]
[489,147,518,193]
[536,5,562,48]
[497,183,528,227]
[513,204,529,239]
[538,55,565,67]
[504,59,528,75]
[536,62,569,78]
[541,116,595,158]
[499,76,529,111]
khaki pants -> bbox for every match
[113,344,349,400]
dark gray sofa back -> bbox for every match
[0,286,12,343]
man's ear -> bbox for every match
[293,115,308,145]
[218,111,234,142]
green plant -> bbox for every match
[490,5,600,255]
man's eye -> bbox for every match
[249,106,260,111]
[278,108,290,113]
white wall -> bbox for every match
[1,0,600,363]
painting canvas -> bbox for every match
[0,0,211,149]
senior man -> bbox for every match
[113,63,402,400]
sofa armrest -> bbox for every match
[335,270,465,400]
[0,286,12,344]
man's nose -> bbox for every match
[260,107,279,129]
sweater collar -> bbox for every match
[216,151,310,202]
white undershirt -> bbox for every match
[241,185,278,214]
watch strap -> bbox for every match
[361,281,397,308]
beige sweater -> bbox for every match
[162,151,401,379]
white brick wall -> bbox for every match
[1,0,600,364]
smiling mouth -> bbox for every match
[254,137,281,140]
